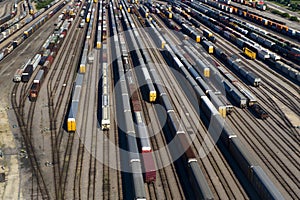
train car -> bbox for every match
[29,69,45,101]
[21,64,34,82]
[251,166,284,200]
[203,28,213,38]
[243,47,256,59]
[67,85,82,132]
[188,160,214,200]
[101,62,110,130]
[13,59,31,82]
[202,40,214,54]
[251,104,269,119]
[79,47,88,73]
[142,152,156,183]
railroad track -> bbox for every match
[11,83,50,199]
[215,40,300,115]
[130,11,185,199]
[247,84,300,142]
[229,111,300,199]
[143,11,251,199]
[44,10,83,199]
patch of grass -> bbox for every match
[34,0,54,10]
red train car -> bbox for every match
[142,152,156,183]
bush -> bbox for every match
[281,12,290,18]
[36,0,54,10]
[271,9,282,15]
[290,16,299,21]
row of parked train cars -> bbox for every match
[67,0,98,132]
[120,2,216,199]
[0,0,20,26]
[0,1,66,61]
[197,0,300,41]
[138,4,283,199]
[167,1,300,82]
[148,4,269,119]
[190,0,300,62]
[12,6,75,103]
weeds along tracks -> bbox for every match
[229,111,299,199]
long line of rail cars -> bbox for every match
[184,0,300,62]
[96,0,103,49]
[29,11,75,101]
[67,0,98,132]
[138,19,216,196]
[0,1,19,25]
[150,18,281,199]
[121,2,157,103]
[194,0,300,40]
[113,3,147,199]
[149,9,256,109]
[0,0,63,39]
[101,48,110,130]
[141,5,282,198]
[177,1,300,82]
[0,1,66,61]
[117,10,157,181]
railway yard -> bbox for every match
[0,0,299,199]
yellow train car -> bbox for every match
[219,106,227,118]
[96,42,101,49]
[79,64,86,73]
[243,47,256,59]
[196,35,200,43]
[67,118,76,132]
[86,13,90,23]
[202,40,214,54]
[204,68,210,78]
[149,91,157,102]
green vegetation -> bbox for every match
[267,0,300,12]
[269,5,299,21]
[34,0,54,10]
[290,16,300,21]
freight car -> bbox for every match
[122,12,157,102]
[201,40,214,54]
[101,61,110,130]
[13,59,31,82]
[29,69,45,101]
[159,78,214,199]
[252,104,269,119]
[67,84,82,132]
